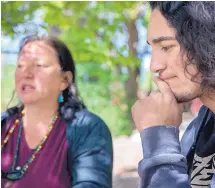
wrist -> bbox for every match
[140,125,181,158]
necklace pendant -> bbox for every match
[3,170,24,181]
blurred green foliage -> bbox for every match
[1,64,16,110]
[77,63,132,136]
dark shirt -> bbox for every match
[190,113,215,187]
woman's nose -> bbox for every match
[22,65,35,78]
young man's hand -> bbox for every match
[131,77,188,132]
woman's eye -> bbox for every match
[17,64,23,68]
[37,64,43,67]
[36,62,47,67]
[36,61,48,67]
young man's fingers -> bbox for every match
[153,77,174,97]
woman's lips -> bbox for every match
[21,84,35,93]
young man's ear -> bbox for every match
[61,71,73,91]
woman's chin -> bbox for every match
[19,98,39,105]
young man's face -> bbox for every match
[147,9,202,103]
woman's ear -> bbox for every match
[61,71,73,91]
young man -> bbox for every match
[132,2,215,187]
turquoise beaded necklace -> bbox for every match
[1,111,59,181]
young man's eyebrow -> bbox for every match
[147,36,176,45]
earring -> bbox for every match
[58,93,64,103]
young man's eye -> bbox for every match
[161,45,174,52]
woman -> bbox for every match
[1,35,113,188]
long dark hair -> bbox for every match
[150,2,215,92]
[6,35,85,120]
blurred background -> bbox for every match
[1,1,202,187]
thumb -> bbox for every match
[153,77,174,97]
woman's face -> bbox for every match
[15,41,68,105]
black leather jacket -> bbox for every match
[1,109,113,188]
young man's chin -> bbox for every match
[175,93,199,103]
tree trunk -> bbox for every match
[125,16,139,130]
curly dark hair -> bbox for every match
[150,2,215,91]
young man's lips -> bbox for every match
[160,76,175,81]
